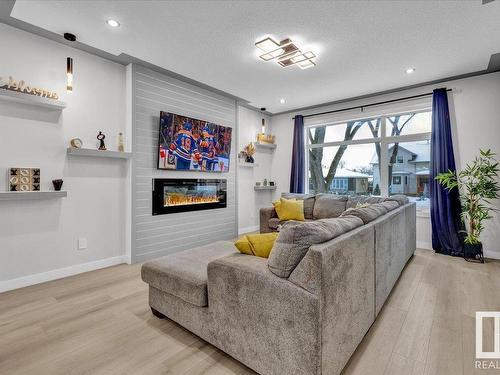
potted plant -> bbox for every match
[435,149,499,263]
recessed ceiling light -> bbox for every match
[280,98,286,104]
[106,19,120,28]
[405,67,416,74]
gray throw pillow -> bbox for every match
[340,203,388,224]
[268,216,363,278]
[312,194,348,219]
[281,193,316,219]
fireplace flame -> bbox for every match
[165,193,219,207]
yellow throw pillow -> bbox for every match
[234,236,253,255]
[234,232,279,258]
[273,197,305,221]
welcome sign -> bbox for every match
[0,75,59,100]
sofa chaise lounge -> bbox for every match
[141,193,416,375]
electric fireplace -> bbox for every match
[152,178,227,215]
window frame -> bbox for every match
[304,107,432,197]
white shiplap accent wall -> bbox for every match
[131,64,238,262]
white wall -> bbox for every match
[0,24,128,291]
[237,106,273,234]
[271,72,500,259]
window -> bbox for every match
[306,108,431,210]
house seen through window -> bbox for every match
[306,110,431,210]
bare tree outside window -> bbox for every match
[308,120,368,193]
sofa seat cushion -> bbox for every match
[341,203,388,224]
[281,193,316,219]
[141,241,236,307]
[313,194,348,219]
[268,216,364,278]
[268,217,281,230]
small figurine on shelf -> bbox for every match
[243,142,256,163]
[263,178,268,186]
[97,131,106,150]
[117,132,125,152]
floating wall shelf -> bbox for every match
[238,161,259,168]
[254,142,277,150]
[254,186,276,191]
[0,191,67,201]
[67,148,132,159]
[0,89,67,110]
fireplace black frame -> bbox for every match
[152,178,227,215]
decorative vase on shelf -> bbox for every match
[52,179,63,191]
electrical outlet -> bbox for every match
[78,238,87,250]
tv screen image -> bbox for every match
[158,111,232,172]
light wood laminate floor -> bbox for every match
[1,249,499,375]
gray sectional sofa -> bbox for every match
[141,193,416,375]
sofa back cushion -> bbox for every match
[385,194,409,206]
[380,200,400,212]
[346,195,386,209]
[340,203,388,224]
[312,194,348,219]
[281,193,316,219]
[268,216,363,278]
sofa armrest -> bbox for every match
[259,206,277,233]
[207,253,321,375]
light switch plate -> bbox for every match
[78,238,87,250]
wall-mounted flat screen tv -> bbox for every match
[157,111,232,172]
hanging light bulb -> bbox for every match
[261,107,266,134]
[66,57,73,93]
[63,33,76,93]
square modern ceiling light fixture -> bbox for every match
[255,37,316,69]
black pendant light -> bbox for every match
[64,33,76,93]
[261,107,266,134]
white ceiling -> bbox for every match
[10,0,500,113]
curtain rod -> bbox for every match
[292,88,451,120]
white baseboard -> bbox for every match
[0,255,128,293]
[485,250,500,260]
[238,225,260,235]
[417,241,433,250]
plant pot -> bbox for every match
[464,242,484,263]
